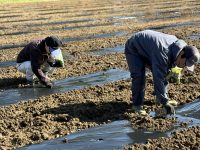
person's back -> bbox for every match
[16,43,32,63]
[129,30,178,61]
[16,40,45,64]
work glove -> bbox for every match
[48,59,64,67]
[166,66,183,84]
[163,103,175,115]
[155,103,175,117]
[47,55,56,67]
[45,81,53,88]
[40,77,53,88]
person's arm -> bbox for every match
[30,47,52,87]
[151,52,169,105]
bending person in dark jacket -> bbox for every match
[16,36,64,88]
[125,30,200,116]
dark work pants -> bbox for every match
[124,40,146,106]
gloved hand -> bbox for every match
[166,66,183,83]
[47,55,56,67]
[163,103,175,115]
[48,55,56,63]
[46,81,53,88]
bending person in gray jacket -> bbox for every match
[125,30,200,116]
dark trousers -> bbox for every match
[124,40,146,106]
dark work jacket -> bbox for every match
[16,39,50,86]
[126,30,187,104]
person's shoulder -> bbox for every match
[27,42,37,49]
[138,29,154,34]
[31,38,44,45]
[26,41,41,53]
[30,38,45,48]
[134,30,155,36]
